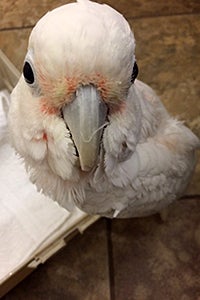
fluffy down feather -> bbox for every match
[9,0,199,218]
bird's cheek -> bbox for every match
[40,98,59,115]
[37,99,59,143]
[23,133,48,161]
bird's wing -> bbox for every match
[86,81,200,217]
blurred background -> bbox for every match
[1,0,200,299]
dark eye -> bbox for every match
[23,61,35,84]
[131,61,139,83]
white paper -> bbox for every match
[0,90,87,282]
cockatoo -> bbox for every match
[8,0,199,218]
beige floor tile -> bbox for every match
[111,198,200,300]
[131,15,200,194]
[0,28,31,71]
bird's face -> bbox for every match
[9,1,137,185]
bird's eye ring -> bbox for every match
[22,54,41,96]
[23,61,35,85]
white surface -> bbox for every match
[0,91,87,282]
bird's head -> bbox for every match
[9,0,138,197]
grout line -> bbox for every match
[180,194,200,200]
[0,25,34,32]
[106,219,115,300]
[126,11,200,20]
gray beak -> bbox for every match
[62,85,108,172]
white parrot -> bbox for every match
[8,0,199,218]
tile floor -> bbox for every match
[1,0,200,299]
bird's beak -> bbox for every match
[62,85,108,172]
